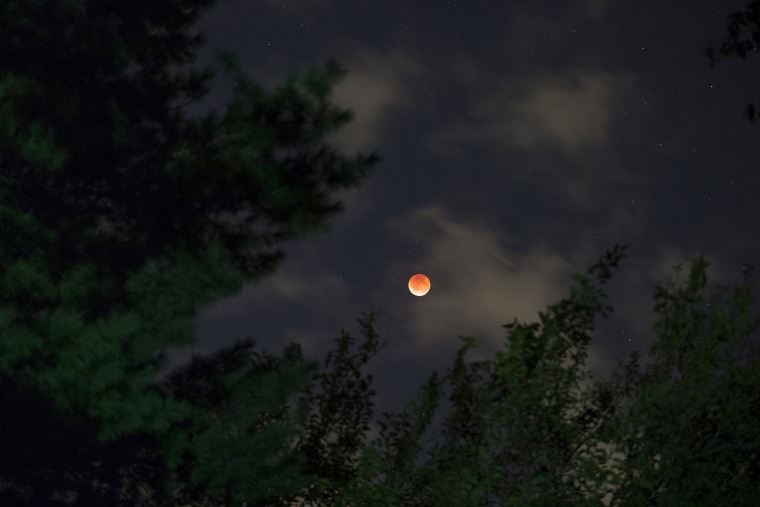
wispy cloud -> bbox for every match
[430,68,633,156]
[195,249,354,357]
[385,206,573,357]
[328,45,426,152]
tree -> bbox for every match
[603,258,760,506]
[152,340,318,505]
[705,0,760,120]
[281,310,386,506]
[332,245,630,506]
[135,249,756,506]
[0,0,378,503]
[277,246,760,506]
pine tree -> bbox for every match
[0,0,377,503]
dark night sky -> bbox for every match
[171,1,760,415]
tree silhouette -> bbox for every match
[0,0,377,503]
[705,0,760,120]
[5,1,759,503]
[272,246,760,506]
[153,340,317,505]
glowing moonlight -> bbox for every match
[408,274,431,296]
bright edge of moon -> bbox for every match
[408,274,431,296]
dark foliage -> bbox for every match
[705,0,760,120]
[0,0,377,503]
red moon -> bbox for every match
[408,274,431,296]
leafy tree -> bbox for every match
[277,246,760,506]
[603,258,760,506]
[0,0,377,503]
[4,2,758,504]
[153,340,318,506]
[282,310,386,506]
[705,0,760,119]
[330,245,630,507]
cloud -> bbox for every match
[430,69,633,157]
[385,206,573,357]
[499,71,629,153]
[424,63,640,210]
[583,0,608,14]
[327,45,425,152]
[203,264,348,319]
[195,249,355,357]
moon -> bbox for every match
[408,274,431,296]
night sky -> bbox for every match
[173,1,760,416]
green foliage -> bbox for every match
[322,246,626,506]
[0,0,377,503]
[302,245,760,506]
[158,341,317,505]
[3,1,759,503]
[604,257,760,506]
[0,73,68,171]
[282,310,387,506]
